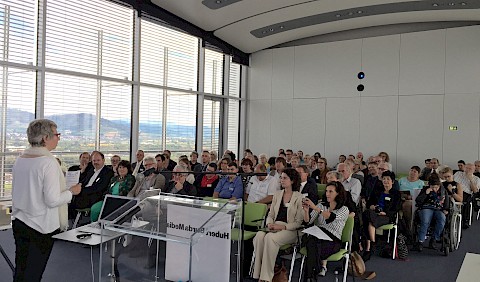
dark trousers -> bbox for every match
[13,219,58,282]
[462,192,472,225]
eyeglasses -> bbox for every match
[54,133,61,137]
[378,168,386,171]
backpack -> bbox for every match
[395,234,409,260]
[348,251,366,277]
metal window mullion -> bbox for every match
[222,56,231,154]
[196,40,204,152]
[131,9,140,162]
[239,65,247,154]
[0,4,10,197]
[95,30,103,150]
[162,46,168,150]
[35,0,47,118]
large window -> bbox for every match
[203,98,221,152]
[0,0,246,197]
[204,49,224,95]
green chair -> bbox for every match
[396,172,408,180]
[317,184,327,199]
[295,216,355,282]
[231,202,268,241]
[377,213,398,260]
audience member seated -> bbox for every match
[189,151,202,173]
[302,181,349,279]
[337,163,362,205]
[213,162,243,200]
[474,160,480,178]
[362,171,401,261]
[333,154,346,170]
[413,175,449,251]
[378,151,393,171]
[258,153,270,171]
[196,162,219,197]
[163,149,177,171]
[345,159,364,185]
[70,151,114,217]
[453,160,466,175]
[240,158,254,187]
[285,149,294,167]
[362,162,383,202]
[109,155,121,177]
[454,163,480,227]
[218,157,230,176]
[311,157,330,184]
[420,157,440,181]
[209,150,218,164]
[199,150,211,172]
[245,164,279,204]
[132,150,145,176]
[155,153,171,183]
[163,165,197,196]
[90,160,136,221]
[296,165,319,206]
[252,168,304,282]
[68,151,93,184]
[178,157,195,185]
[399,166,425,229]
[127,156,165,197]
[290,155,300,169]
[441,167,463,203]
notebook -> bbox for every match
[76,195,138,235]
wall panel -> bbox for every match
[359,96,398,169]
[270,99,294,153]
[293,39,362,99]
[248,50,272,100]
[399,29,445,95]
[272,48,294,99]
[397,95,444,172]
[292,98,326,155]
[247,100,272,154]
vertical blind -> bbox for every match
[204,49,224,95]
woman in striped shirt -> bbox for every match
[302,181,349,280]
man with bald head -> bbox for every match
[454,163,480,227]
[70,151,114,215]
[337,163,362,205]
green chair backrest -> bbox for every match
[244,202,268,228]
[396,172,408,180]
[317,184,327,198]
[341,216,355,244]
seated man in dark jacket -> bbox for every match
[70,151,114,216]
[413,175,449,251]
[163,165,197,196]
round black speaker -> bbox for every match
[357,72,365,79]
[357,84,365,91]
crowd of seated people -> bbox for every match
[57,147,480,281]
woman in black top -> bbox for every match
[440,167,463,203]
[362,171,401,261]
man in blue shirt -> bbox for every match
[214,162,243,200]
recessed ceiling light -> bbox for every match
[357,10,363,14]
[448,2,455,5]
[347,12,353,16]
[335,14,341,18]
[432,3,439,6]
[269,28,274,32]
[279,26,285,29]
[461,2,467,5]
[215,0,221,4]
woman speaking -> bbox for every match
[11,119,81,282]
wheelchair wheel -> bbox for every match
[450,214,461,250]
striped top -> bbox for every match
[309,204,349,240]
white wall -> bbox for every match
[247,25,480,172]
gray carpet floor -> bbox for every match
[1,217,479,281]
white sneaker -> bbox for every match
[319,266,327,277]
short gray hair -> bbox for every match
[27,119,57,147]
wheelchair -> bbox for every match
[449,198,462,251]
[412,206,452,256]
